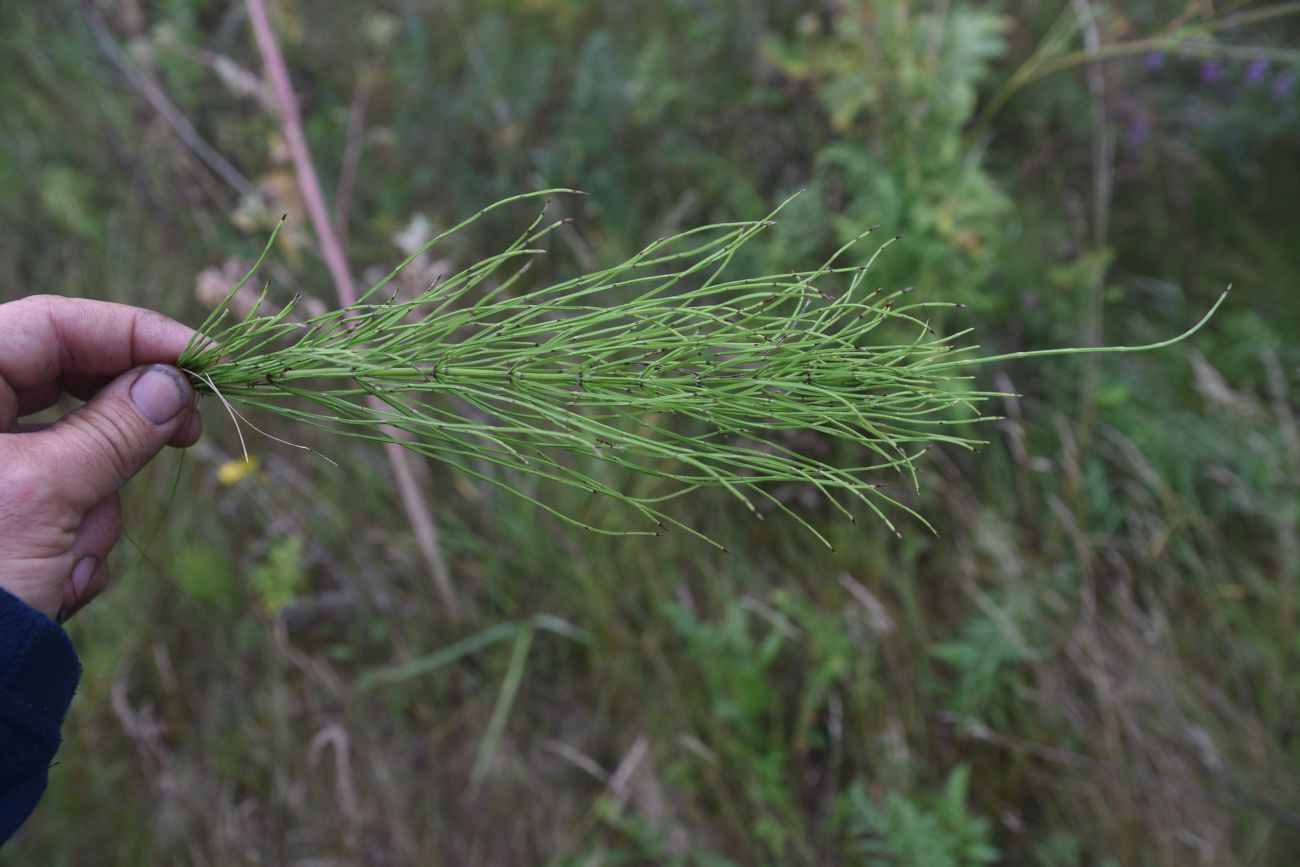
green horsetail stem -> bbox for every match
[180,190,1228,548]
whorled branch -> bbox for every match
[182,191,1227,547]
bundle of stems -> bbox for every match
[180,190,1226,547]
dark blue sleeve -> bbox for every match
[0,586,81,846]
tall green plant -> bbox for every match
[181,191,1226,546]
[763,2,1013,299]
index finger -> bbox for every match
[0,295,197,430]
[0,295,196,389]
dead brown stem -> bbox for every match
[244,0,462,620]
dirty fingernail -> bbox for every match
[130,365,188,424]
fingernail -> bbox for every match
[71,556,98,602]
[130,365,188,424]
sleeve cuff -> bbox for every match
[0,583,82,765]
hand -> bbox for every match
[0,295,203,622]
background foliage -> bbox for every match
[3,1,1299,864]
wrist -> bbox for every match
[0,574,61,622]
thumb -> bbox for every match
[35,364,196,507]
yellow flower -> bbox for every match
[217,455,262,485]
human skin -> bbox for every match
[0,295,203,622]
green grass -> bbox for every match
[2,1,1299,864]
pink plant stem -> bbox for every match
[246,0,357,305]
[245,0,462,620]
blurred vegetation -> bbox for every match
[3,0,1300,864]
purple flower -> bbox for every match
[1145,51,1166,72]
[1199,59,1225,86]
[1245,59,1270,84]
[1273,72,1296,100]
[1126,118,1149,145]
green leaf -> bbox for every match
[471,622,535,791]
[249,536,307,614]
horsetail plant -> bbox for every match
[179,190,1228,548]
